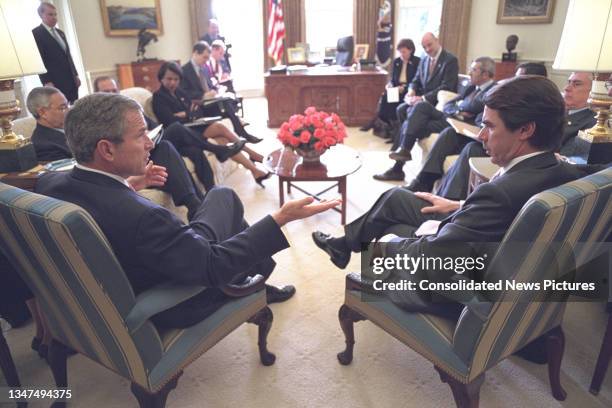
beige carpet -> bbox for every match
[2,98,610,408]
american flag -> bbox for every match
[267,0,285,65]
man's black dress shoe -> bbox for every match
[359,120,375,131]
[372,169,405,182]
[311,231,350,269]
[243,133,263,144]
[215,139,246,162]
[389,148,412,161]
[266,284,296,303]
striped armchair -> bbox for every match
[337,167,612,408]
[0,183,275,407]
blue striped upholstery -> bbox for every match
[0,183,267,392]
[345,167,612,384]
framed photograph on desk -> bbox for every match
[354,44,369,61]
[287,47,306,64]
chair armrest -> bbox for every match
[125,283,206,333]
[220,274,265,297]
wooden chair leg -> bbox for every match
[546,326,567,401]
[130,371,182,408]
[48,339,69,408]
[590,314,612,395]
[435,366,484,408]
[337,304,365,365]
[247,306,276,366]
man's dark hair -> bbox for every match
[396,38,415,54]
[192,41,211,54]
[157,61,183,81]
[484,76,565,151]
[516,62,548,77]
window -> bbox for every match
[395,0,443,58]
[305,0,353,57]
[212,0,264,92]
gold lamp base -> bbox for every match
[573,87,612,164]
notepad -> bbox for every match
[386,86,400,103]
[147,124,164,145]
[446,118,481,140]
[184,116,223,128]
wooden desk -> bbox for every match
[264,67,387,127]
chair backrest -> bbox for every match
[12,117,37,140]
[120,87,153,108]
[119,87,159,123]
[335,36,354,66]
[0,183,163,386]
[452,167,612,380]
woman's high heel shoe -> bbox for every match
[243,133,263,144]
[254,172,272,188]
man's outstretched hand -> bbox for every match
[127,161,168,191]
[272,197,342,227]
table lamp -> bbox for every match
[553,0,612,164]
[0,0,46,172]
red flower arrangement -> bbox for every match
[277,106,347,153]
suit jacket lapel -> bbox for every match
[41,24,68,55]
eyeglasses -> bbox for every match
[565,80,588,89]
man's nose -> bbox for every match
[478,128,487,142]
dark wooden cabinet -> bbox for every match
[494,61,517,81]
[117,60,167,92]
[264,68,387,127]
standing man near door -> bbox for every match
[32,2,81,103]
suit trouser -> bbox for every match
[162,123,216,191]
[436,141,487,200]
[153,187,277,328]
[200,99,247,137]
[344,187,449,252]
[150,140,204,204]
[396,101,448,151]
[420,127,474,177]
[377,89,406,124]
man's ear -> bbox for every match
[96,139,115,162]
[518,121,536,141]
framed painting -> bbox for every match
[100,0,164,37]
[497,0,555,24]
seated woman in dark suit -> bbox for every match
[361,38,420,137]
[153,62,271,187]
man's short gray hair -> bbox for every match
[26,86,61,119]
[64,93,142,163]
[474,56,496,78]
[38,2,55,16]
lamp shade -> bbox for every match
[553,0,612,71]
[0,0,46,79]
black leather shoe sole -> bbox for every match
[311,231,350,269]
[266,284,296,303]
[216,140,246,162]
[372,171,405,181]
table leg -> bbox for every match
[278,177,285,207]
[339,177,347,225]
[287,181,292,194]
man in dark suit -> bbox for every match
[36,93,339,328]
[313,76,602,316]
[27,86,205,220]
[435,72,597,201]
[392,32,458,133]
[180,42,260,143]
[375,56,495,181]
[200,18,231,72]
[32,2,80,103]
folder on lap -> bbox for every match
[446,118,481,140]
[386,86,400,103]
